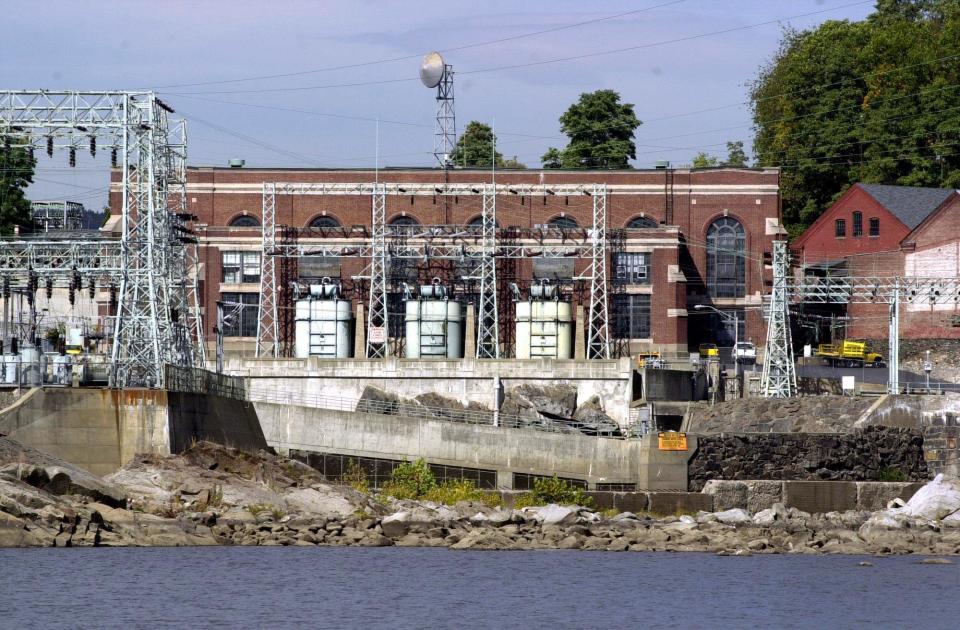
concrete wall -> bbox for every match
[229,356,635,425]
[254,400,693,490]
[0,388,168,476]
[704,479,927,514]
[0,387,267,476]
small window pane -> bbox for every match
[612,294,651,339]
[626,216,658,229]
[835,219,846,238]
[220,292,259,337]
[853,211,863,237]
[613,252,650,285]
[869,217,880,237]
[222,251,260,283]
[309,216,340,228]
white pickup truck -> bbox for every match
[734,341,757,364]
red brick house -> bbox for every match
[794,184,960,340]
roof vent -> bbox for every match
[654,160,670,170]
[228,158,245,168]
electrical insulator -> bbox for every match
[171,308,180,323]
[73,269,81,290]
[89,278,96,300]
[111,147,118,168]
[45,278,53,300]
[109,285,118,308]
[69,147,76,167]
[68,286,75,306]
[2,278,9,299]
[89,136,96,157]
[46,136,53,157]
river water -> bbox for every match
[1,548,957,629]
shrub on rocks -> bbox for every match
[513,475,594,509]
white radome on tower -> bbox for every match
[419,52,446,88]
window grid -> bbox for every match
[613,252,650,285]
[835,219,846,238]
[869,217,880,237]
[612,294,651,339]
[706,217,746,298]
[221,251,261,284]
[853,211,863,237]
[219,292,259,337]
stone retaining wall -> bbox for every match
[688,427,928,491]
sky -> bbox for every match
[2,0,876,210]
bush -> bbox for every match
[423,479,502,508]
[879,466,907,482]
[380,458,436,500]
[511,475,594,509]
[343,459,369,494]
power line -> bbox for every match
[169,1,873,96]
[150,1,687,90]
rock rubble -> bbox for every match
[2,436,959,556]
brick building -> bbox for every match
[112,165,783,358]
[793,184,960,341]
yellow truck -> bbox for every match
[816,340,885,368]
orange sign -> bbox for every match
[658,432,688,451]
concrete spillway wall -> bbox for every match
[0,388,266,476]
[254,400,694,490]
[224,356,635,426]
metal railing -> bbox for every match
[247,386,639,440]
[166,365,248,399]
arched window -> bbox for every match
[626,216,658,229]
[467,216,499,228]
[548,215,578,229]
[229,215,260,228]
[389,215,420,226]
[308,215,340,228]
[706,217,745,298]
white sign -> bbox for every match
[368,327,386,344]
[803,344,812,358]
[842,376,855,392]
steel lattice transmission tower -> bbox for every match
[476,185,499,358]
[366,184,389,358]
[256,183,280,357]
[760,240,797,397]
[0,90,203,387]
[420,52,455,168]
[587,184,611,359]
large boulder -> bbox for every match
[1,463,126,508]
[702,480,748,511]
[526,504,579,526]
[572,396,622,436]
[899,474,960,521]
[713,508,752,525]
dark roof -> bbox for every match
[859,183,955,230]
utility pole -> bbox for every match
[760,240,796,397]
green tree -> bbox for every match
[540,147,563,169]
[541,89,641,169]
[750,0,960,237]
[691,152,720,168]
[724,140,749,167]
[0,132,36,234]
[450,121,504,168]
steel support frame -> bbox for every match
[760,240,797,397]
[256,183,279,357]
[791,274,960,392]
[434,65,455,168]
[366,184,388,358]
[476,184,498,358]
[0,90,200,387]
[587,184,610,359]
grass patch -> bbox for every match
[377,459,501,507]
[342,458,369,494]
[423,479,502,508]
[511,476,595,509]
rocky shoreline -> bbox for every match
[1,437,959,556]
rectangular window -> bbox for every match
[613,252,650,285]
[219,292,259,337]
[221,251,261,283]
[869,217,880,237]
[853,211,863,237]
[612,294,651,339]
[835,219,846,238]
[710,309,745,347]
